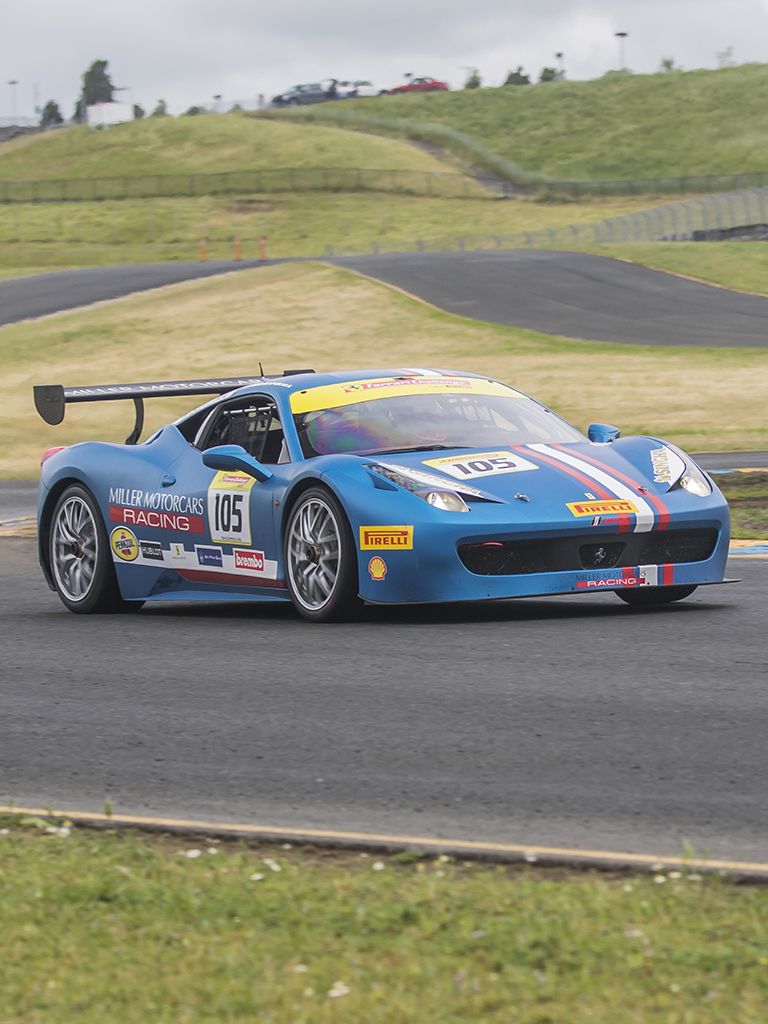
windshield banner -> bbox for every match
[289,376,522,414]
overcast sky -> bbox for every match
[2,0,767,117]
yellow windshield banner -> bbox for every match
[289,376,522,415]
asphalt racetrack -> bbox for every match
[2,251,767,346]
[0,538,766,862]
[2,255,767,863]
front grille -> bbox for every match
[459,528,718,576]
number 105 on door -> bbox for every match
[207,471,255,544]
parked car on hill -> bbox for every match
[335,80,385,98]
[388,76,449,94]
[271,83,329,107]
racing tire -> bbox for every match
[48,484,143,614]
[284,486,362,623]
[616,585,697,608]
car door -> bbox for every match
[168,393,288,593]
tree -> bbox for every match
[72,59,115,122]
[716,46,735,68]
[151,99,168,117]
[539,67,557,82]
[463,68,481,89]
[504,66,530,86]
[659,56,681,72]
[40,100,63,127]
[133,103,145,119]
[183,105,206,116]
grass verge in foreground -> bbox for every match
[1,261,767,478]
[1,817,767,1023]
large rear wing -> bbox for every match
[34,375,276,445]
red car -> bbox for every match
[388,76,449,94]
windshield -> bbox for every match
[291,379,583,458]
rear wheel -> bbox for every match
[49,484,142,614]
[284,487,361,622]
[616,585,697,608]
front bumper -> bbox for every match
[353,503,731,605]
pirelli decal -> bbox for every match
[359,525,414,550]
[567,499,638,518]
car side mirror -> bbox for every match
[587,423,621,444]
[202,444,273,482]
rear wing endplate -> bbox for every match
[33,376,272,445]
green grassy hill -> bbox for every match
[0,113,465,181]
[265,64,768,181]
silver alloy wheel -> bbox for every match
[51,495,98,602]
[286,497,341,611]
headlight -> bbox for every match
[367,462,474,511]
[420,490,469,512]
[680,463,712,497]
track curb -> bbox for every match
[3,806,768,881]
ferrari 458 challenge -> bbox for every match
[34,368,731,622]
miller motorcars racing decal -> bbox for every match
[575,565,674,589]
[359,526,414,550]
[207,471,255,546]
[290,377,523,414]
[108,487,205,534]
[423,451,539,480]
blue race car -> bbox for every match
[33,368,731,622]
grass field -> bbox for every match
[1,818,767,1024]
[2,262,766,479]
[0,193,682,269]
[579,242,768,295]
[0,113,467,182]
[272,64,768,182]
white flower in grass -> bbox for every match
[686,873,703,882]
[292,964,309,974]
[437,854,451,864]
[622,883,634,892]
[623,929,644,939]
[372,861,385,871]
[0,828,9,836]
[249,872,265,881]
[303,988,315,998]
[654,874,667,884]
[328,981,351,999]
[207,847,218,855]
[262,857,281,872]
[183,849,202,859]
[281,843,292,850]
[668,870,682,879]
[524,853,537,863]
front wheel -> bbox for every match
[49,484,143,614]
[616,585,697,608]
[284,487,362,622]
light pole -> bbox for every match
[615,31,628,71]
[7,79,18,121]
[555,52,565,79]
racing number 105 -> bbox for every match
[213,492,243,534]
[452,457,518,476]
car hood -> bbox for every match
[366,437,710,529]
